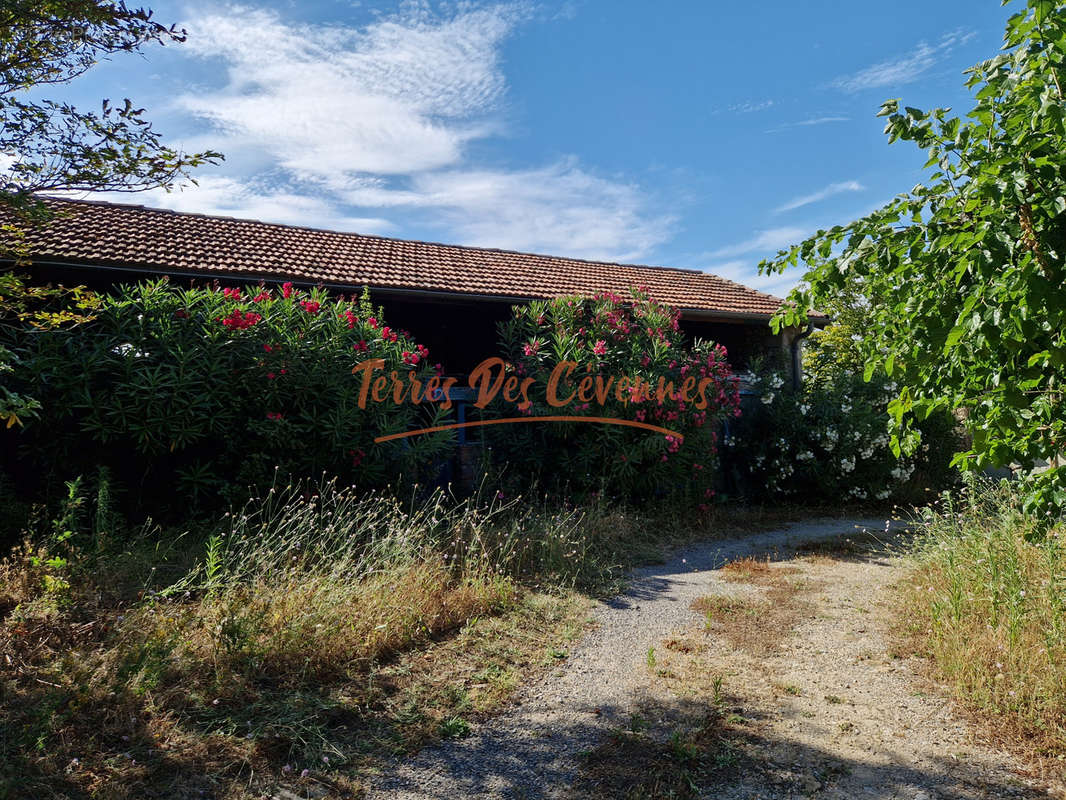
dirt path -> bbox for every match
[366,518,1050,799]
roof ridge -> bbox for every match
[39,194,769,289]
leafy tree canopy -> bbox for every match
[0,1,222,220]
[762,0,1066,524]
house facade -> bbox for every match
[5,197,816,380]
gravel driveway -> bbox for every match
[366,516,957,799]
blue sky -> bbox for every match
[46,1,1010,295]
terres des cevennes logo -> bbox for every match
[353,356,721,443]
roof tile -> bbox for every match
[11,198,794,318]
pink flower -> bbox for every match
[223,287,241,300]
[592,340,607,356]
[281,282,295,299]
[266,412,283,420]
[300,300,321,314]
[219,309,262,330]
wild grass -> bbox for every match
[898,477,1066,771]
[0,471,842,797]
[0,479,681,797]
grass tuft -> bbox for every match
[898,477,1066,774]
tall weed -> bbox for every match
[902,477,1066,759]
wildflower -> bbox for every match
[282,764,293,775]
[300,769,310,778]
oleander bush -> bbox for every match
[3,279,452,516]
[726,367,958,503]
[484,288,741,506]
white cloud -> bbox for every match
[831,29,976,93]
[765,116,850,134]
[156,3,672,261]
[774,180,864,213]
[728,99,775,114]
[178,4,517,177]
[706,226,808,260]
[343,159,675,261]
[63,176,394,234]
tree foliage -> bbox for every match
[0,2,222,426]
[762,0,1066,524]
[0,1,222,218]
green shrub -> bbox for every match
[6,279,451,514]
[485,289,740,506]
[726,367,958,503]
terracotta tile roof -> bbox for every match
[13,197,792,319]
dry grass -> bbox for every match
[1,568,587,799]
[692,559,814,657]
[0,485,598,799]
[569,709,742,800]
[896,479,1066,783]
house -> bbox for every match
[5,197,816,381]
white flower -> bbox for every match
[799,403,810,414]
[111,342,149,358]
[768,373,785,389]
[761,392,775,405]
